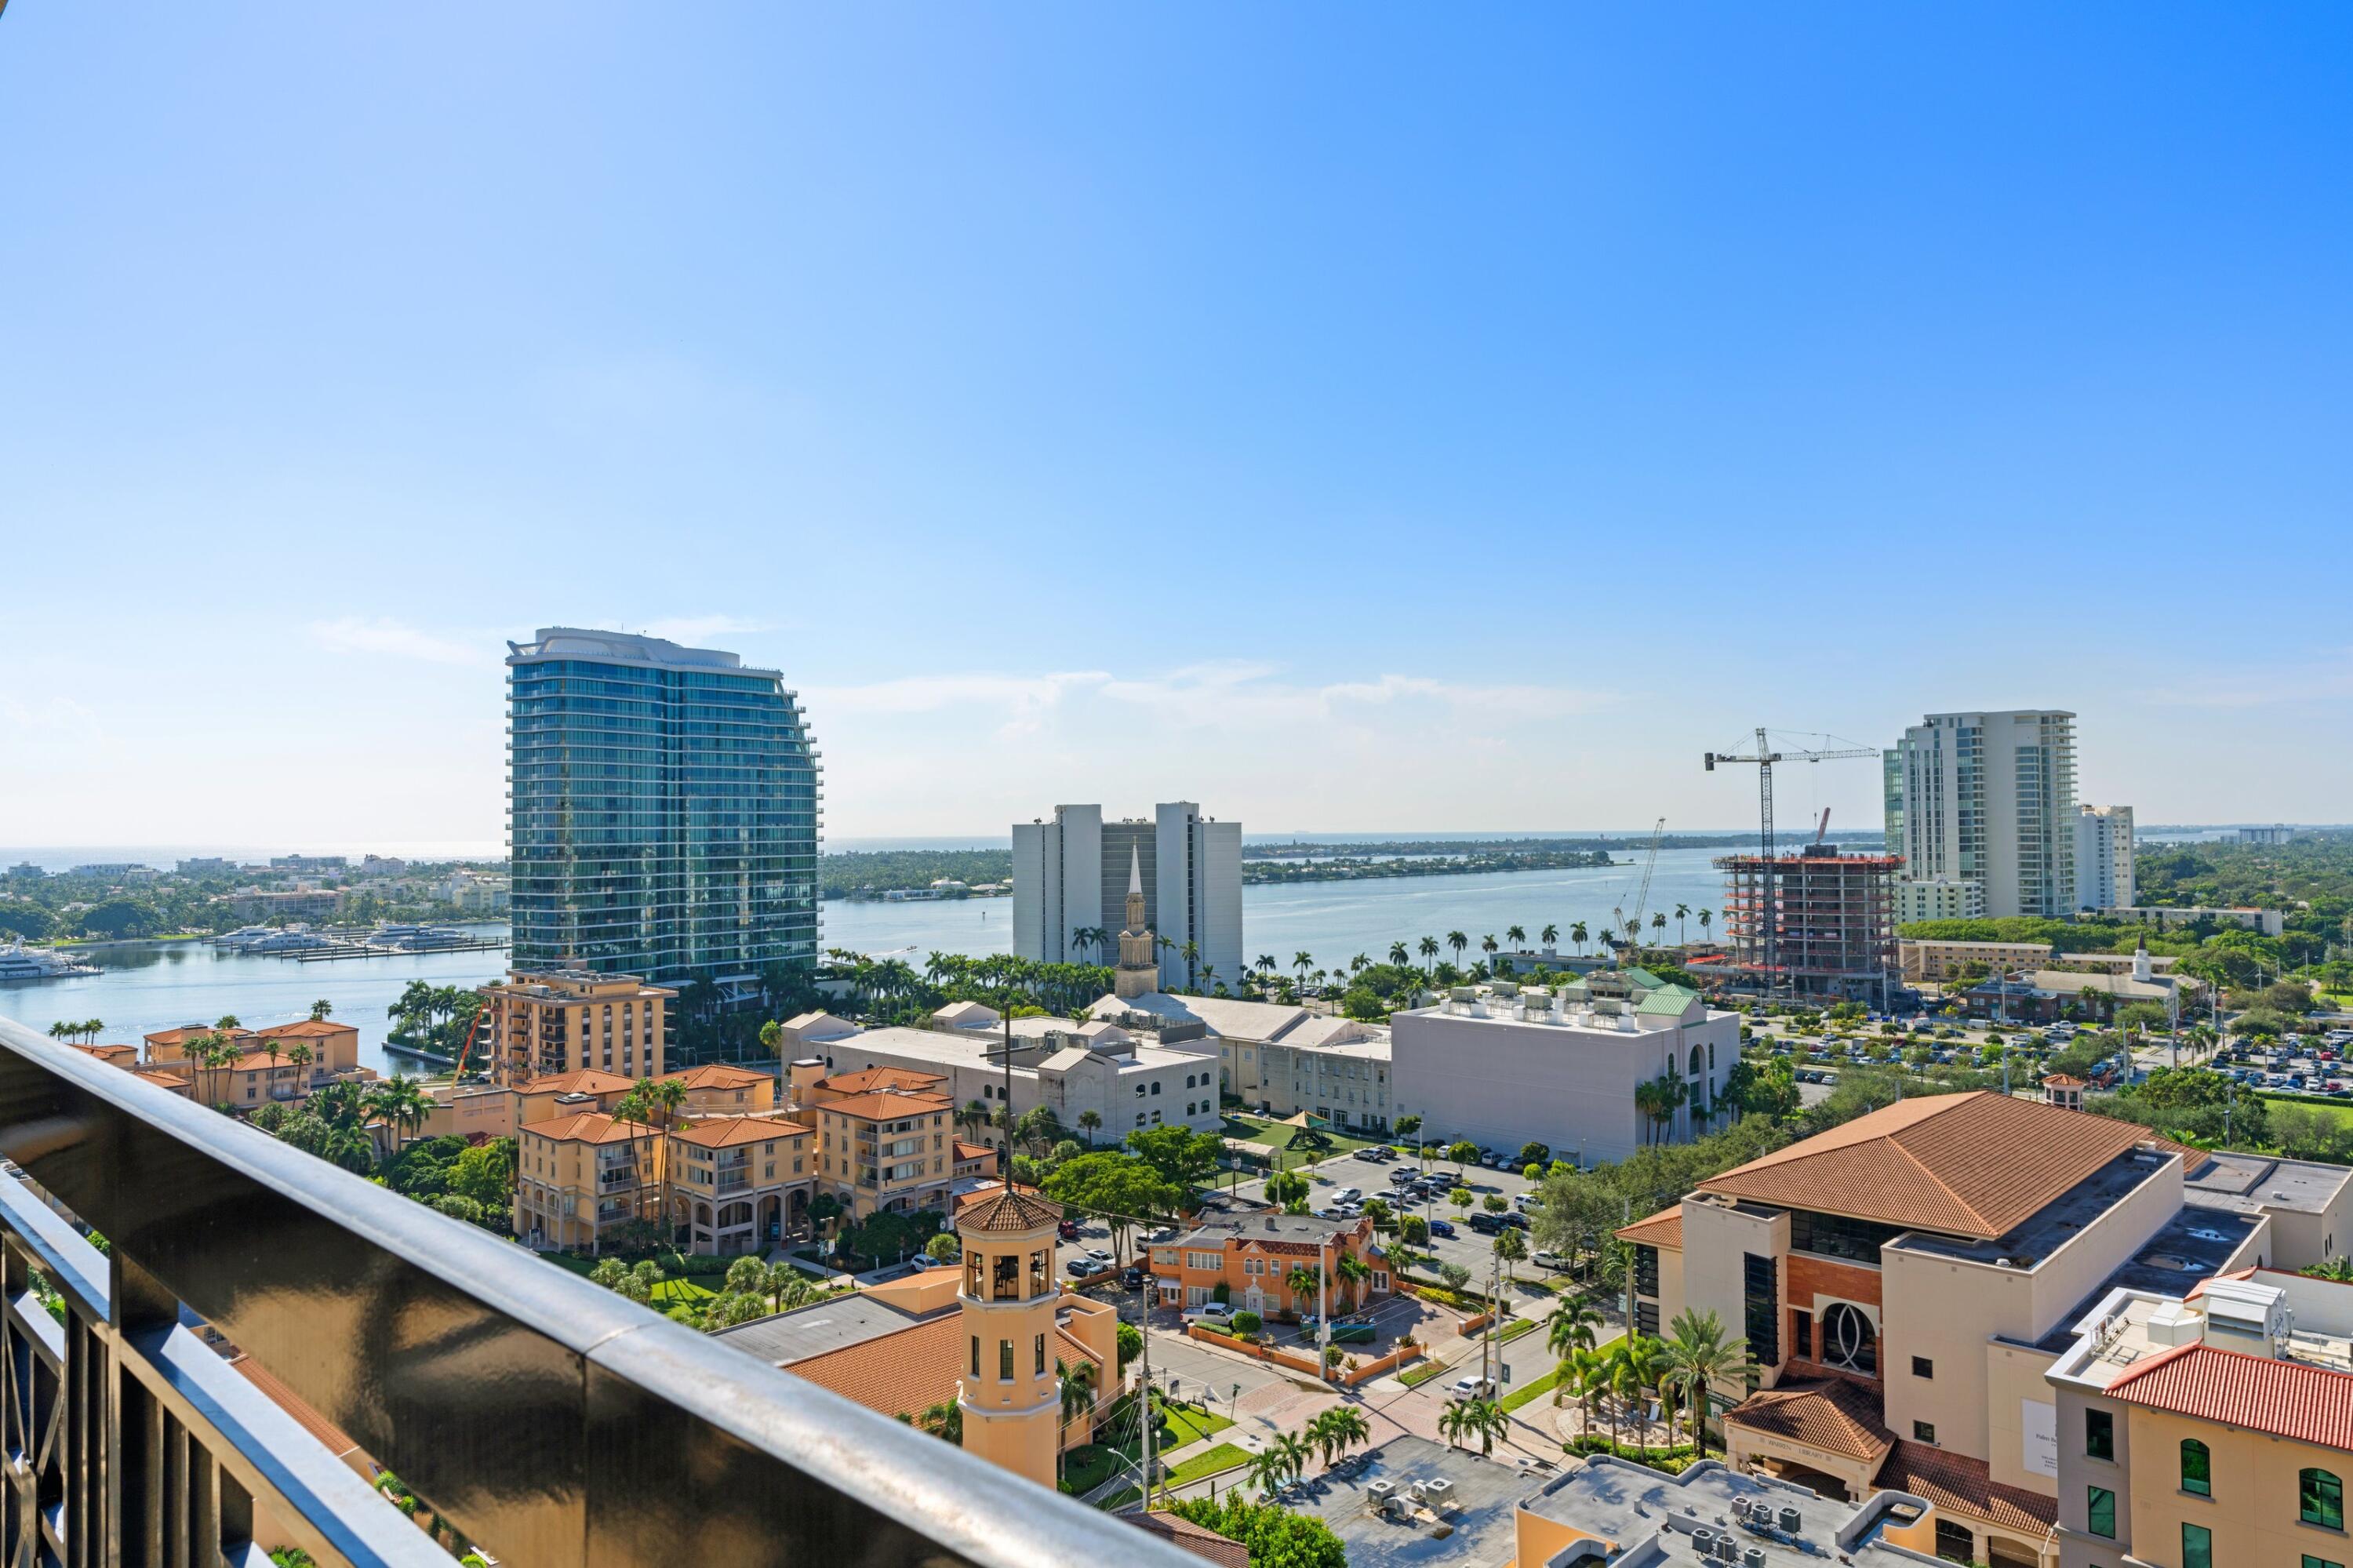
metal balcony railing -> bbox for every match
[0,1019,1184,1568]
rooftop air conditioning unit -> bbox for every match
[1744,1549,1769,1568]
[1366,1479,1398,1503]
[1776,1507,1801,1533]
[1421,1478,1455,1504]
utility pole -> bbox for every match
[1139,1279,1157,1505]
[1482,1245,1503,1394]
[1318,1235,1333,1388]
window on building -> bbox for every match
[1035,1333,1046,1377]
[1912,1355,1934,1380]
[2181,1438,2210,1497]
[1818,1301,1873,1376]
[2181,1523,2212,1568]
[1791,1309,1812,1361]
[2086,1487,2115,1539]
[1914,1421,1937,1445]
[998,1340,1013,1382]
[970,1336,979,1377]
[2304,1469,2344,1531]
[2300,1557,2344,1568]
[2085,1408,2115,1461]
[1151,1082,1161,1095]
[1933,1518,1973,1563]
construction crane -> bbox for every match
[1704,729,1878,987]
[1611,817,1667,958]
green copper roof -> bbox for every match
[1635,984,1701,1016]
[1618,966,1667,990]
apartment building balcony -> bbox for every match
[1,1017,1175,1567]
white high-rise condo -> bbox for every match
[1011,802,1242,991]
[1886,710,2078,919]
[2074,803,2135,913]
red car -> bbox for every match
[1056,1220,1082,1241]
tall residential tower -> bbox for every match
[1010,802,1241,991]
[1887,709,2078,919]
[2074,803,2136,913]
[507,628,820,995]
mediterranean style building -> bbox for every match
[2046,1266,2353,1568]
[479,967,675,1084]
[1620,1091,2353,1568]
[1149,1209,1389,1317]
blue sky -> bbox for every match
[5,4,2349,850]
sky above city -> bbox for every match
[5,5,2350,852]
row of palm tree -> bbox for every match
[1551,1304,1755,1459]
[1437,1393,1513,1453]
[45,1018,104,1045]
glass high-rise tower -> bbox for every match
[506,628,820,994]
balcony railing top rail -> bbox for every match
[0,1018,1184,1568]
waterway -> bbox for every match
[0,847,1740,1063]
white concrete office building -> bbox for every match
[1010,802,1242,991]
[1891,875,1988,925]
[2072,804,2135,914]
[1887,710,2078,919]
[1389,979,1740,1167]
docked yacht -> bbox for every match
[0,941,100,982]
[366,924,471,951]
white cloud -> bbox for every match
[307,617,489,668]
[0,693,105,746]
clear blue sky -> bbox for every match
[5,4,2349,850]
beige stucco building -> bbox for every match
[482,967,674,1084]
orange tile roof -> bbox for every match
[1722,1378,1892,1463]
[820,1066,947,1096]
[2106,1341,2353,1452]
[518,1069,637,1096]
[1132,1513,1250,1568]
[1616,1205,1684,1249]
[1877,1441,2059,1535]
[254,1019,355,1039]
[784,1309,965,1421]
[669,1115,813,1149]
[145,1025,253,1048]
[662,1063,772,1091]
[820,1089,953,1120]
[2041,1073,2086,1086]
[520,1111,644,1145]
[960,1189,1063,1233]
[953,1139,996,1163]
[1698,1091,2197,1240]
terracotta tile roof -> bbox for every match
[2105,1341,2353,1451]
[1877,1441,2059,1535]
[960,1189,1063,1233]
[953,1139,996,1163]
[661,1063,771,1091]
[518,1111,644,1145]
[783,1309,963,1421]
[820,1066,947,1097]
[254,1019,354,1039]
[1131,1512,1250,1568]
[1617,1205,1685,1249]
[145,1025,253,1048]
[229,1355,364,1463]
[2041,1074,2086,1087]
[1698,1091,2197,1240]
[518,1069,638,1096]
[819,1089,953,1120]
[1722,1378,1893,1463]
[669,1115,813,1149]
[1054,1327,1099,1370]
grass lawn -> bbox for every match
[2260,1093,2353,1126]
[1059,1444,1126,1496]
[1495,1316,1538,1344]
[1220,1115,1388,1163]
[1500,1365,1563,1413]
[1398,1359,1446,1388]
[1099,1442,1256,1508]
[1102,1398,1233,1461]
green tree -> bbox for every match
[1124,1125,1221,1193]
[1165,1496,1345,1568]
[1660,1308,1754,1457]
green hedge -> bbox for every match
[1565,1435,1700,1474]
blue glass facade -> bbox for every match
[507,630,820,989]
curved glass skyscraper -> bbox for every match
[507,628,820,994]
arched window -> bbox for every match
[2180,1439,2210,1497]
[2301,1468,2343,1530]
[1820,1302,1878,1376]
[1151,1082,1162,1096]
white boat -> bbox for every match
[366,924,472,951]
[0,940,100,982]
[242,929,336,954]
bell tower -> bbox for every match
[955,1190,1065,1490]
[1115,846,1159,999]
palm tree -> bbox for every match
[1350,953,1371,976]
[1561,1344,1608,1428]
[1437,1397,1478,1450]
[1609,1350,1645,1455]
[1540,923,1558,952]
[262,1033,284,1098]
[1570,921,1588,956]
[1417,937,1440,972]
[1438,1398,1510,1455]
[1674,904,1689,946]
[1333,1253,1373,1312]
[285,1042,315,1091]
[309,999,334,1022]
[1313,1406,1369,1469]
[1547,1293,1604,1361]
[1446,931,1469,969]
[1387,942,1410,968]
[1257,954,1279,980]
[1660,1309,1754,1458]
[1076,1109,1102,1147]
[1651,912,1667,948]
[958,1099,991,1141]
[1480,934,1500,968]
[914,1399,963,1444]
[1056,1359,1096,1479]
[1284,1261,1322,1317]
[1071,926,1094,962]
[1493,1228,1527,1293]
[1697,908,1712,944]
[1293,951,1314,990]
[1616,1336,1666,1457]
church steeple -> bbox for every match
[1115,846,1158,999]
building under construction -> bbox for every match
[1713,844,1902,1002]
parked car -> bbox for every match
[1531,1249,1566,1270]
[1452,1375,1499,1399]
[1122,1265,1147,1290]
[1467,1213,1504,1235]
[1333,1188,1362,1204]
[1499,1210,1529,1231]
[1057,1220,1082,1241]
[1181,1301,1233,1324]
[1427,1219,1457,1239]
[1065,1257,1104,1279]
